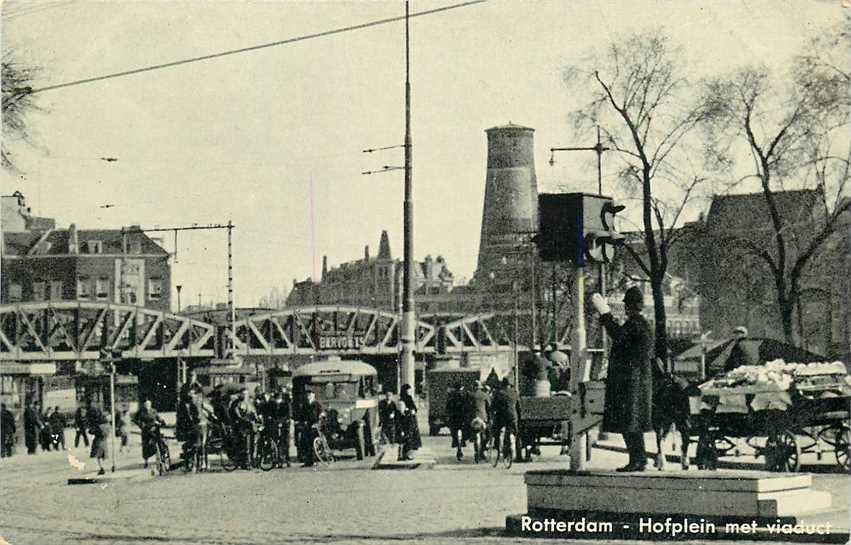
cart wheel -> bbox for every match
[833,425,850,473]
[765,431,801,472]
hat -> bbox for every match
[733,326,748,336]
[623,286,644,311]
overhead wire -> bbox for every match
[28,0,487,95]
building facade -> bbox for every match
[1,194,172,311]
[286,230,460,313]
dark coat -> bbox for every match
[600,312,654,433]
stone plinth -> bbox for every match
[506,470,847,542]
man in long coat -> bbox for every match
[591,286,654,472]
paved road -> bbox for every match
[1,432,847,545]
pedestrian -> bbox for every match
[1,403,17,457]
[87,401,109,475]
[724,326,756,374]
[40,405,54,452]
[179,369,203,403]
[378,390,397,444]
[271,387,292,468]
[49,406,66,450]
[300,389,323,467]
[134,399,165,469]
[591,287,654,472]
[446,383,466,456]
[23,400,40,454]
[116,410,129,454]
[74,405,90,448]
[398,384,421,461]
[194,390,213,470]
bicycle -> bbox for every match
[254,423,278,472]
[490,424,514,469]
[312,424,335,466]
[148,425,171,476]
[470,418,488,464]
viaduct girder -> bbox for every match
[0,302,216,362]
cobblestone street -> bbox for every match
[1,431,848,545]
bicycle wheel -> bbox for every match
[157,443,170,475]
[502,434,513,469]
[258,439,278,472]
[491,430,500,468]
[181,448,194,473]
[313,436,333,465]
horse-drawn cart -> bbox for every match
[518,381,605,461]
[691,361,850,472]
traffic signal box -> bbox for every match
[536,193,624,265]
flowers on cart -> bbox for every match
[711,365,793,391]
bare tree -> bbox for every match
[564,29,711,360]
[701,24,850,346]
[1,51,39,172]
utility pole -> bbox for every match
[399,0,416,390]
[227,220,235,360]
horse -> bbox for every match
[652,367,699,470]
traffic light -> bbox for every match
[536,193,624,265]
[583,200,625,264]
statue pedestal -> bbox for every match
[506,470,847,542]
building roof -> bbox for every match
[2,227,169,257]
[486,122,533,132]
[705,189,822,234]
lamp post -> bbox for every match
[399,0,417,390]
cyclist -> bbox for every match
[228,388,254,469]
[490,378,520,462]
[134,399,166,469]
[465,381,490,462]
[177,388,202,472]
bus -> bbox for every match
[292,357,379,459]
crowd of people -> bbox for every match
[444,377,520,462]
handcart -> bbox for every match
[691,362,850,472]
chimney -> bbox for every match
[378,230,391,260]
[322,255,328,280]
[68,224,78,254]
[364,245,370,262]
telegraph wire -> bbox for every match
[28,0,487,95]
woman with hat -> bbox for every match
[591,286,654,472]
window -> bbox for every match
[77,278,91,299]
[8,283,23,302]
[96,278,110,300]
[32,281,46,302]
[86,240,103,254]
[49,280,63,301]
[149,278,163,301]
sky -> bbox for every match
[1,0,843,309]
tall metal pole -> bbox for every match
[109,364,116,472]
[595,126,608,379]
[399,0,416,389]
[227,220,235,360]
[513,285,519,394]
[569,263,587,471]
[530,249,537,351]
